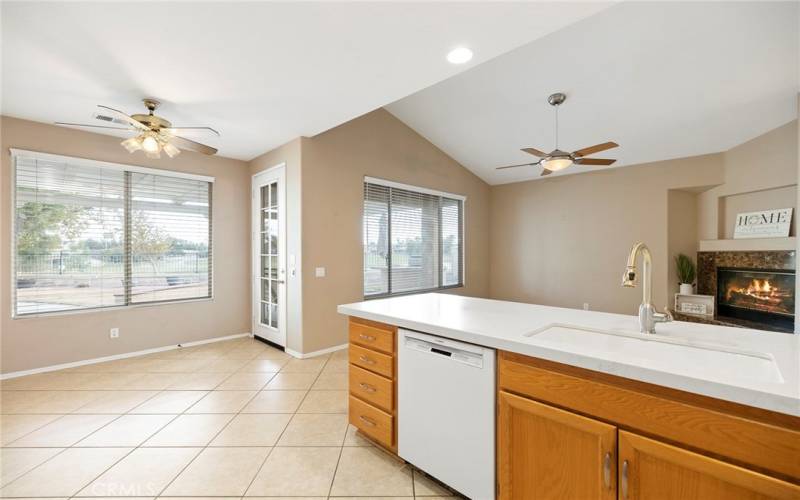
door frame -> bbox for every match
[251,163,287,347]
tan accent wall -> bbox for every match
[489,155,725,314]
[489,120,798,316]
[796,94,800,326]
[0,116,251,374]
[698,120,798,240]
[300,109,490,353]
[249,138,304,353]
[667,189,699,306]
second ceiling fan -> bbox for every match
[497,92,618,176]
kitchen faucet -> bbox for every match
[622,242,673,334]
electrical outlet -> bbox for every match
[315,267,326,278]
[583,303,590,311]
[109,328,119,339]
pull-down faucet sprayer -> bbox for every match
[622,242,673,334]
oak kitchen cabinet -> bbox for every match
[347,317,397,451]
[498,351,800,500]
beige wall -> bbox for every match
[698,120,798,240]
[489,155,725,315]
[300,109,490,353]
[1,117,251,374]
[667,189,699,305]
[489,120,798,316]
[249,138,304,353]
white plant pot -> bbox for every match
[679,283,694,295]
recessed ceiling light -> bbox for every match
[447,47,473,64]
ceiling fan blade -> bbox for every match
[168,135,218,155]
[496,162,538,170]
[96,105,149,131]
[56,122,131,130]
[164,126,220,137]
[573,141,618,157]
[574,158,616,166]
[521,147,548,157]
[540,168,553,176]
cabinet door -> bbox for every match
[497,391,617,500]
[619,431,800,500]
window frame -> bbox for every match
[362,176,465,300]
[10,149,215,319]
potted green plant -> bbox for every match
[675,253,696,295]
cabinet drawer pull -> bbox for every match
[602,452,612,489]
[359,382,377,393]
[358,355,376,365]
[359,415,377,427]
[621,459,629,499]
[359,333,376,341]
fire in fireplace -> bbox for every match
[717,268,795,331]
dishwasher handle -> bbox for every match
[404,336,486,368]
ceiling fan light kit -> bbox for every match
[496,92,618,176]
[55,98,220,159]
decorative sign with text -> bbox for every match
[733,208,793,239]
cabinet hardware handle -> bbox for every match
[359,415,376,427]
[359,334,376,341]
[358,355,376,365]
[359,382,377,393]
[621,459,629,499]
[603,452,612,489]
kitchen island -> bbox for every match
[338,293,800,499]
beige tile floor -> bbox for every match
[0,337,459,499]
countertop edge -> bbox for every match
[338,304,800,417]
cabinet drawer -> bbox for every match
[350,321,395,354]
[349,395,394,449]
[349,364,393,412]
[350,344,394,379]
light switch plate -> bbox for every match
[315,267,326,278]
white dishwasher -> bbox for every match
[398,329,495,500]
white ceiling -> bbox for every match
[387,1,800,185]
[0,1,613,161]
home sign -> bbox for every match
[733,208,793,239]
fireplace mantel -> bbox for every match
[698,237,796,252]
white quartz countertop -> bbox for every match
[338,293,800,417]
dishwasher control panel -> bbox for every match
[404,336,485,368]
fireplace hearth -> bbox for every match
[717,268,795,331]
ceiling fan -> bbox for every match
[56,98,219,159]
[497,92,618,176]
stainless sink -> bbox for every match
[522,324,783,384]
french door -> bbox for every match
[252,165,286,346]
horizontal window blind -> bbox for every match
[12,150,213,317]
[363,179,463,298]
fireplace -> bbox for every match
[716,267,795,331]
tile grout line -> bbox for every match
[0,338,249,498]
[62,340,253,499]
[1,339,351,499]
[242,350,335,499]
[148,343,276,498]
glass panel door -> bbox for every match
[252,166,285,346]
[259,181,279,328]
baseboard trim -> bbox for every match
[0,332,252,380]
[285,343,348,359]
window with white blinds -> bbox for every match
[363,178,464,298]
[11,150,213,317]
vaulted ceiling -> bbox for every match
[387,1,800,184]
[1,1,612,160]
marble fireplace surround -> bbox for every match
[694,249,796,332]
